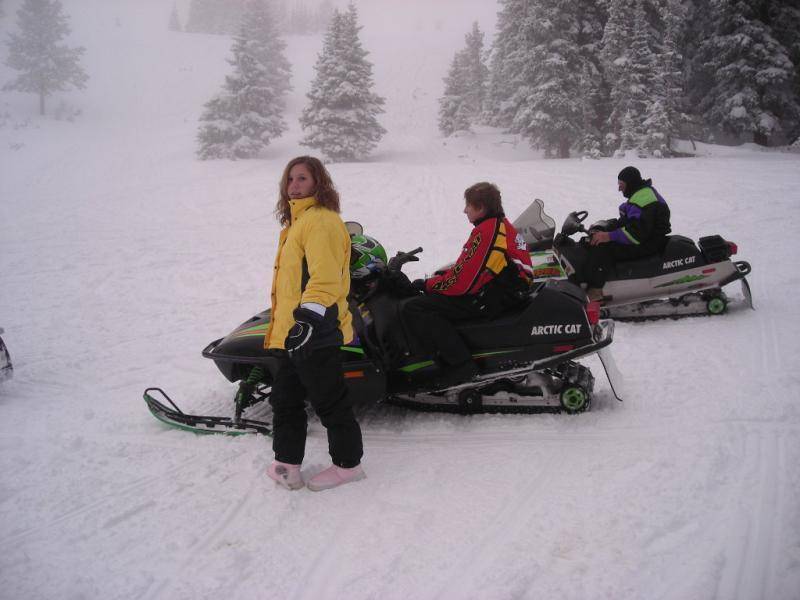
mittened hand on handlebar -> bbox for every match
[387,251,420,272]
[285,307,324,355]
[410,279,427,293]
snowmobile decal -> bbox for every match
[531,324,582,336]
[533,266,564,278]
[662,256,696,270]
[231,324,270,338]
[653,273,707,288]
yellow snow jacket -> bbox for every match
[264,196,353,350]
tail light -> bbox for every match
[586,301,601,325]
[727,241,738,256]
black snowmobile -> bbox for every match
[516,200,754,319]
[0,328,12,384]
[144,228,623,436]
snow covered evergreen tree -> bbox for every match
[601,0,653,155]
[511,0,598,158]
[196,0,291,159]
[485,0,529,129]
[641,0,688,157]
[693,0,800,146]
[766,1,800,142]
[3,0,88,116]
[168,3,182,32]
[438,22,488,136]
[300,5,386,162]
[573,0,608,158]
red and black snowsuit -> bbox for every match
[402,215,533,368]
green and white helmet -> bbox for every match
[350,234,388,281]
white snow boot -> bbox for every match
[267,461,304,491]
[307,464,366,492]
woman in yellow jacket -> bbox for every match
[265,156,364,492]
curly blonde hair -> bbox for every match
[275,156,340,225]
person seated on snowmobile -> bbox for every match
[401,182,534,387]
[577,166,671,300]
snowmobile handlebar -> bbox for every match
[560,210,589,236]
[387,247,423,272]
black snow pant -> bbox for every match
[401,293,486,367]
[269,346,363,468]
[580,242,662,288]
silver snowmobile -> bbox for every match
[514,199,754,320]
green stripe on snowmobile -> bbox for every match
[341,346,365,354]
[400,349,516,373]
[233,324,270,337]
[654,274,707,288]
[473,349,516,358]
[400,360,435,372]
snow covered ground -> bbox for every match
[2,1,800,599]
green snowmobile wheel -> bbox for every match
[706,296,727,315]
[560,386,589,414]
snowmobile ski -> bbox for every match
[144,387,272,436]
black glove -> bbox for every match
[285,307,324,355]
[410,279,427,292]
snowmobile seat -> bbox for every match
[611,235,700,280]
[457,280,587,349]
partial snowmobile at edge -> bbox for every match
[516,199,754,320]
[144,227,624,436]
[0,328,12,383]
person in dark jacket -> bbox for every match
[577,166,671,300]
[402,182,534,387]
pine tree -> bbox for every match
[513,0,597,158]
[485,0,529,129]
[695,0,800,145]
[3,0,88,116]
[300,5,386,162]
[641,0,688,157]
[197,0,291,159]
[766,1,800,142]
[601,0,653,155]
[168,3,182,32]
[574,0,608,157]
[438,22,488,136]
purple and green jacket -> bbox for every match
[608,186,671,248]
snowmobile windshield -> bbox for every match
[512,199,556,248]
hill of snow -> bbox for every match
[1,1,800,599]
